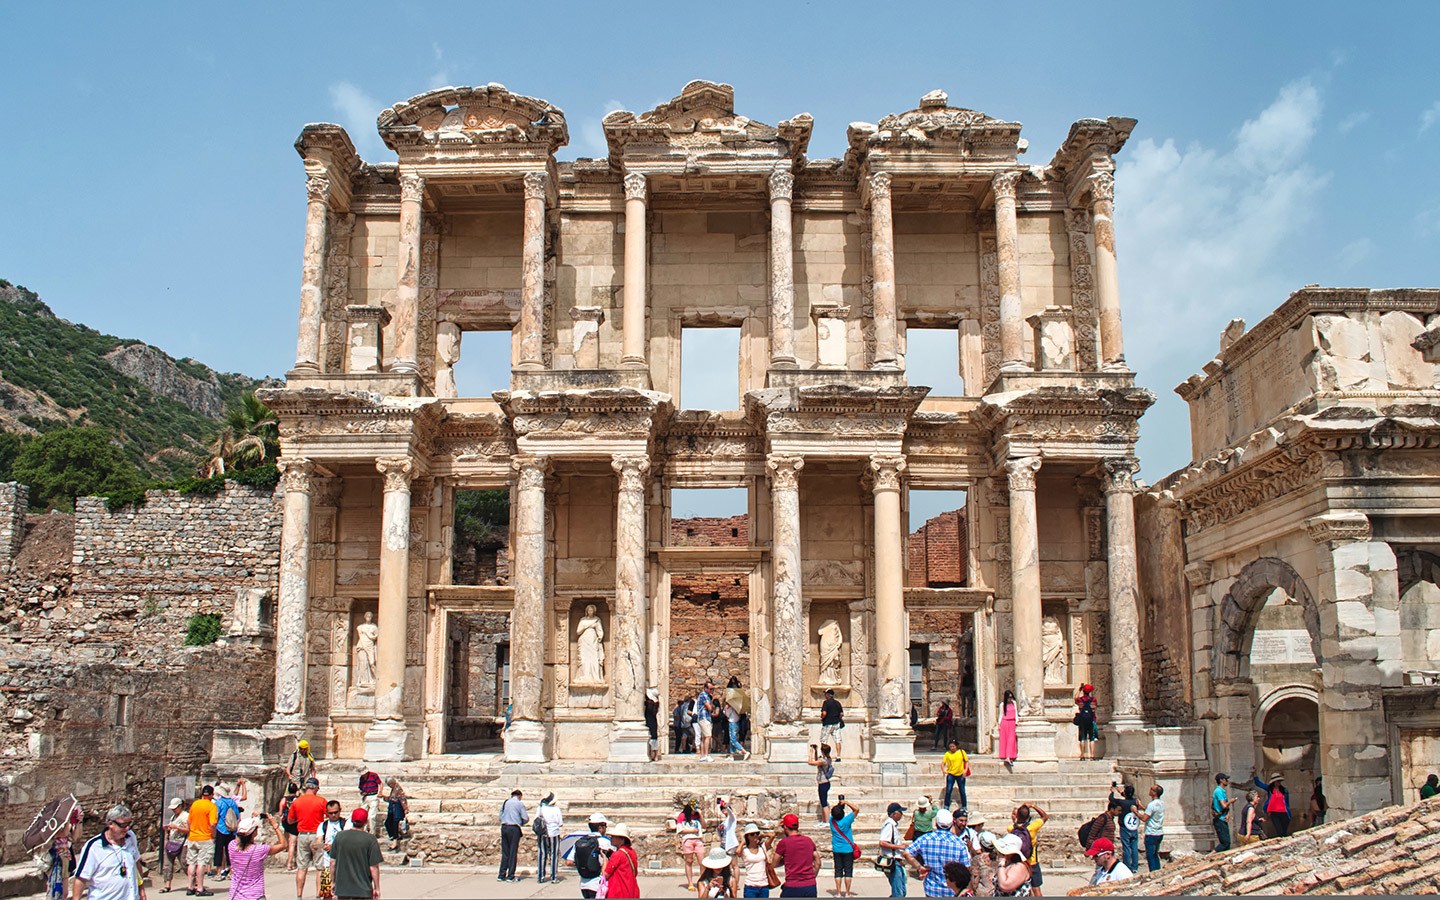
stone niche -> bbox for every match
[346,598,380,709]
[565,598,611,708]
[805,601,852,697]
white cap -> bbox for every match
[934,809,954,830]
[588,813,609,825]
[236,816,260,835]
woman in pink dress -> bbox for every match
[998,689,1019,765]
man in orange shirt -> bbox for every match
[286,778,328,899]
[187,784,219,896]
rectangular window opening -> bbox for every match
[452,488,510,585]
[905,327,965,397]
[679,327,741,411]
[496,642,511,712]
[115,694,131,727]
[452,329,513,399]
[907,488,969,587]
[670,487,749,547]
[908,643,928,705]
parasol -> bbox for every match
[24,793,79,851]
[725,687,750,716]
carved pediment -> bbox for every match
[379,84,568,152]
[849,90,1022,156]
[604,79,812,162]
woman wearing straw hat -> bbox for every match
[603,823,641,898]
[699,846,735,898]
[736,823,773,898]
[993,832,1032,896]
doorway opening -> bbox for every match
[908,613,977,750]
[445,611,511,751]
[1258,694,1319,833]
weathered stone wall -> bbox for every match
[669,575,750,690]
[908,509,967,586]
[1134,491,1192,725]
[909,608,971,717]
[0,482,26,560]
[669,514,748,548]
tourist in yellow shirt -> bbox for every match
[186,785,219,896]
[941,741,970,809]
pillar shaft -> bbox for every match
[1102,457,1143,722]
[871,456,907,721]
[390,173,423,374]
[294,177,330,372]
[768,454,805,724]
[517,172,548,371]
[611,455,650,721]
[868,173,899,370]
[994,173,1026,372]
[510,455,550,723]
[270,458,314,724]
[1091,173,1125,369]
[769,168,797,368]
[621,172,649,369]
[372,457,413,723]
[1006,456,1044,714]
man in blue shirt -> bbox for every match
[901,809,971,897]
[1211,773,1235,852]
[695,680,715,761]
[497,789,528,882]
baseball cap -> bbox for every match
[934,809,954,829]
[352,808,369,826]
[956,808,970,819]
[237,816,260,835]
[304,777,320,788]
[298,739,310,749]
[887,802,906,815]
[781,813,800,829]
[1085,837,1115,857]
[588,813,609,825]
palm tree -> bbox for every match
[203,393,279,475]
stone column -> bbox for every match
[768,168,798,369]
[1101,457,1144,726]
[766,454,807,760]
[293,176,330,373]
[1006,456,1045,715]
[870,455,914,762]
[268,458,314,729]
[1090,173,1126,370]
[609,454,651,760]
[363,457,414,760]
[621,172,649,369]
[517,172,548,371]
[868,172,899,370]
[505,455,550,762]
[390,172,423,375]
[994,172,1027,372]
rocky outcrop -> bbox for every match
[102,343,226,418]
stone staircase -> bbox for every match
[319,752,1121,869]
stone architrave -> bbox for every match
[390,172,423,374]
[621,172,649,369]
[268,457,314,729]
[517,172,548,370]
[767,454,806,759]
[364,456,414,761]
[994,172,1027,372]
[1090,173,1126,370]
[769,167,798,369]
[868,173,899,370]
[506,455,550,761]
[294,176,330,372]
[1102,456,1144,724]
[1006,455,1044,714]
[609,453,652,760]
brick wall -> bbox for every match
[670,515,748,548]
[908,509,968,586]
[669,574,750,691]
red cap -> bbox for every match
[1085,837,1115,857]
[781,813,800,829]
[351,808,369,825]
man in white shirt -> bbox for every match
[73,804,143,900]
[877,802,908,898]
[1085,838,1133,885]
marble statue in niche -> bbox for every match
[352,610,378,689]
[817,618,844,685]
[1041,614,1068,685]
[576,603,606,683]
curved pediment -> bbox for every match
[378,83,568,151]
[604,79,812,163]
[848,89,1022,160]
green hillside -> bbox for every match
[0,279,269,479]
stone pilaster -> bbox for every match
[609,454,652,761]
[994,172,1027,372]
[365,457,415,761]
[768,167,798,369]
[621,172,649,369]
[506,455,550,761]
[1102,457,1144,724]
[390,172,423,374]
[868,172,899,370]
[517,172,548,371]
[268,458,314,729]
[870,455,914,762]
[293,176,330,372]
[767,454,807,760]
[1090,173,1126,370]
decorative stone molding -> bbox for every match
[276,457,315,494]
[766,453,805,490]
[1305,510,1372,545]
[1090,172,1115,203]
[1176,442,1325,531]
[992,171,1021,201]
[1004,455,1042,492]
[375,456,415,493]
[522,171,549,200]
[1100,456,1140,494]
[1183,560,1213,588]
[768,168,794,201]
[611,454,650,492]
[868,171,892,201]
[305,175,331,204]
[622,171,647,201]
[399,172,424,203]
[868,455,906,492]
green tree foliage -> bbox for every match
[0,432,23,482]
[204,392,279,475]
[183,612,223,646]
[454,489,509,547]
[12,426,143,510]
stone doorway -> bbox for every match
[444,611,511,752]
[1257,693,1319,833]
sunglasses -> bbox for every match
[112,820,133,829]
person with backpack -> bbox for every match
[563,814,612,898]
[212,780,246,879]
[1078,800,1117,854]
[1074,684,1099,760]
[498,789,528,882]
[673,696,694,754]
[536,793,563,884]
[820,689,845,762]
[1250,768,1292,836]
[286,740,317,792]
[828,797,860,898]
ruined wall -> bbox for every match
[0,482,26,560]
[1134,491,1192,725]
[670,575,750,690]
[669,514,748,548]
[909,608,971,717]
[908,509,968,587]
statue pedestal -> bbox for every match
[607,721,651,762]
[504,720,549,763]
[765,723,810,763]
[1015,715,1058,761]
[871,718,916,764]
[363,718,416,762]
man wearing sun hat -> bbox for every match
[1085,837,1133,885]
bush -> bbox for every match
[183,613,222,646]
[13,427,143,511]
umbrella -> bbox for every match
[557,830,591,858]
[24,794,78,851]
[726,687,750,716]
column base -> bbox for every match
[769,357,798,370]
[503,720,550,763]
[1101,359,1130,373]
[765,723,811,763]
[607,722,652,762]
[1015,716,1058,761]
[871,719,916,764]
[363,719,417,762]
[389,361,419,375]
[999,360,1031,373]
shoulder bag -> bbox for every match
[832,816,863,859]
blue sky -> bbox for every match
[2,1,1437,486]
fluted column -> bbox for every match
[506,455,550,761]
[390,173,423,374]
[870,456,908,719]
[364,457,414,761]
[868,172,899,370]
[609,454,652,760]
[516,172,548,370]
[621,172,649,369]
[768,454,805,728]
[1006,456,1044,715]
[293,177,330,372]
[1091,173,1126,370]
[269,458,314,727]
[994,172,1027,372]
[1101,457,1143,724]
[769,167,798,368]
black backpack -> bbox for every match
[573,834,603,879]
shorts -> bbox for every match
[1030,861,1044,887]
[832,851,854,878]
[698,719,713,738]
[186,840,213,867]
[681,837,705,856]
[1238,834,1262,845]
[296,832,323,869]
[820,724,842,745]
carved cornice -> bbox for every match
[1005,455,1042,492]
[976,386,1155,448]
[766,454,805,491]
[603,80,810,162]
[399,172,424,203]
[276,457,315,494]
[376,456,415,492]
[1183,560,1212,587]
[496,388,671,439]
[622,171,648,202]
[1173,439,1326,532]
[846,90,1022,165]
[378,84,568,152]
[1306,511,1371,545]
[522,171,549,201]
[868,455,906,492]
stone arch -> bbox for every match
[1214,557,1321,684]
[1396,548,1440,595]
[1253,684,1320,733]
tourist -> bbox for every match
[72,805,140,900]
[1308,777,1327,827]
[820,689,845,761]
[1238,791,1264,845]
[286,740,317,791]
[537,792,563,884]
[698,846,734,898]
[1422,773,1440,800]
[877,801,908,898]
[227,815,286,900]
[806,744,835,823]
[1078,800,1116,851]
[944,860,973,896]
[942,740,970,809]
[726,676,752,760]
[724,699,750,760]
[954,810,981,857]
[602,823,640,899]
[287,778,327,900]
[1136,784,1165,871]
[498,788,528,882]
[901,809,970,898]
[212,780,246,879]
[737,823,774,899]
[997,690,1019,766]
[910,702,920,732]
[768,813,819,899]
[674,696,694,754]
[317,801,347,900]
[969,830,999,897]
[1109,782,1140,872]
[1084,837,1132,885]
[46,799,83,900]
[563,813,612,899]
[677,802,706,891]
[1011,804,1047,896]
[278,783,300,870]
[993,832,1031,896]
[696,680,717,761]
[645,688,661,761]
[910,796,937,837]
[932,700,954,751]
[1250,768,1291,837]
[357,769,381,837]
[1210,773,1235,852]
[188,784,220,897]
[161,797,188,893]
[328,809,382,900]
[827,797,860,898]
[715,796,740,882]
[1074,684,1099,760]
[381,778,409,851]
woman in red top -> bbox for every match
[603,823,642,898]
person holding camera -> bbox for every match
[806,744,835,823]
[828,797,860,898]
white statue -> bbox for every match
[353,611,378,688]
[576,604,606,683]
[1041,615,1067,685]
[817,618,844,685]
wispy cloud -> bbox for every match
[329,81,388,159]
[1337,110,1370,133]
[1336,238,1373,269]
[429,43,450,90]
[1420,100,1440,133]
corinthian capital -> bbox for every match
[305,175,331,204]
[277,457,315,494]
[522,171,549,201]
[992,171,1021,202]
[868,171,892,202]
[768,168,794,201]
[512,454,551,490]
[1090,171,1115,204]
[868,455,906,493]
[611,454,650,493]
[1100,456,1140,494]
[399,172,424,203]
[766,454,805,491]
[376,456,415,493]
[622,171,648,202]
[1004,455,1043,492]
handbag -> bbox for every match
[832,817,862,859]
[903,823,916,841]
[164,839,185,857]
[766,862,782,889]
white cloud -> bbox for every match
[578,99,628,159]
[1337,111,1370,133]
[1119,78,1329,477]
[1336,238,1373,269]
[1420,100,1440,133]
[328,81,388,159]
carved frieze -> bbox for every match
[980,235,1001,386]
[1178,442,1326,532]
[1064,208,1099,371]
[803,559,864,586]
